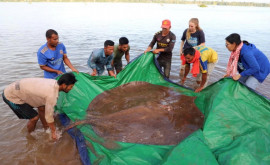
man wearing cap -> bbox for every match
[144,19,176,78]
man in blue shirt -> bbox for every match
[37,29,79,79]
[87,40,116,78]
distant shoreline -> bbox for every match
[1,0,270,7]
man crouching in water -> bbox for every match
[2,72,77,140]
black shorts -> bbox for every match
[113,60,123,71]
[2,93,38,119]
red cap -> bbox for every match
[161,19,171,28]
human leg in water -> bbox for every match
[27,115,39,133]
[38,106,49,130]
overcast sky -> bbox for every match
[192,0,270,3]
[224,0,269,2]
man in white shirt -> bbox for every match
[2,72,77,140]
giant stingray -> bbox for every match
[67,81,204,145]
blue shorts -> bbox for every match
[2,93,38,119]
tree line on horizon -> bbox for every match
[1,0,270,7]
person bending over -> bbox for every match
[2,73,77,140]
[181,46,218,92]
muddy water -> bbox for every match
[1,2,270,165]
[0,119,82,165]
[86,82,204,145]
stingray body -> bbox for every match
[82,82,204,145]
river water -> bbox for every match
[0,2,269,164]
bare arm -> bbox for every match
[144,46,152,53]
[180,40,184,56]
[125,51,130,63]
[91,69,97,76]
[63,54,79,73]
[48,122,57,140]
[197,42,205,47]
[181,64,190,84]
[40,65,63,75]
[108,70,116,78]
[153,48,165,54]
[195,73,207,93]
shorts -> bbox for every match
[2,93,38,119]
[113,60,123,71]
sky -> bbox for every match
[191,0,270,3]
[223,0,269,2]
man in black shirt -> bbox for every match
[144,19,176,78]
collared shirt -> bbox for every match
[4,78,59,123]
[37,42,67,79]
[87,48,113,75]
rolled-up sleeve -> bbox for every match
[45,94,57,123]
[87,52,97,69]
